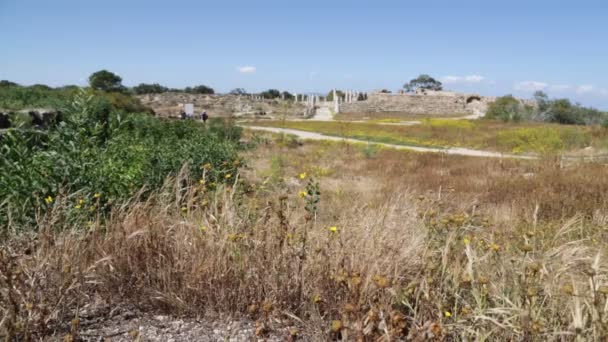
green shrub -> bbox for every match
[485,95,532,122]
[0,90,242,231]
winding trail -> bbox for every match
[244,125,536,160]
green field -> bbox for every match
[246,118,608,154]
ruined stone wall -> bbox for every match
[340,93,495,116]
[136,93,306,118]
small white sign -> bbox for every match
[184,103,194,116]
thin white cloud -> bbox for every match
[442,75,485,84]
[576,85,594,94]
[514,81,548,92]
[237,66,256,74]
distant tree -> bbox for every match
[0,80,19,87]
[186,85,215,94]
[403,74,443,92]
[357,93,367,101]
[229,88,248,95]
[533,91,550,113]
[281,91,294,100]
[57,85,80,92]
[89,70,125,92]
[30,84,53,91]
[326,90,344,101]
[132,83,169,95]
[379,89,392,93]
[260,89,281,99]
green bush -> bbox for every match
[132,83,169,95]
[0,90,242,231]
[485,95,532,122]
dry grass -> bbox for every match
[2,134,608,340]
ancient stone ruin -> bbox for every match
[339,90,497,117]
[136,93,309,119]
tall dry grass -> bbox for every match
[2,137,608,340]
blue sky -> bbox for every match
[1,0,607,108]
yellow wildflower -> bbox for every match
[491,243,501,252]
[89,205,96,212]
[298,190,307,198]
[444,311,452,318]
[463,237,471,245]
[199,179,206,185]
[328,226,338,233]
[312,294,322,304]
[78,199,85,205]
[199,225,207,232]
[298,172,307,179]
[94,193,101,198]
[44,195,53,204]
[225,174,232,179]
[330,320,343,332]
[74,204,82,209]
[181,207,187,212]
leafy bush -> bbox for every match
[185,85,214,94]
[485,95,532,122]
[260,89,281,99]
[489,91,608,126]
[542,98,606,125]
[0,90,242,231]
[0,85,77,110]
[132,83,169,94]
[0,84,153,115]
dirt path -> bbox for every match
[244,125,536,160]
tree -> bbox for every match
[379,89,392,93]
[281,91,294,100]
[403,74,443,93]
[533,91,550,113]
[230,88,248,95]
[89,70,124,92]
[260,89,281,99]
[0,80,19,87]
[186,85,214,94]
[132,83,169,95]
[326,90,344,101]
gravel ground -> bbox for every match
[49,307,301,341]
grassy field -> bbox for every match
[333,111,467,121]
[247,119,608,154]
[3,89,608,341]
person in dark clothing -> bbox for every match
[180,111,186,120]
[202,111,208,123]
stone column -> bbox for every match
[333,89,340,113]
